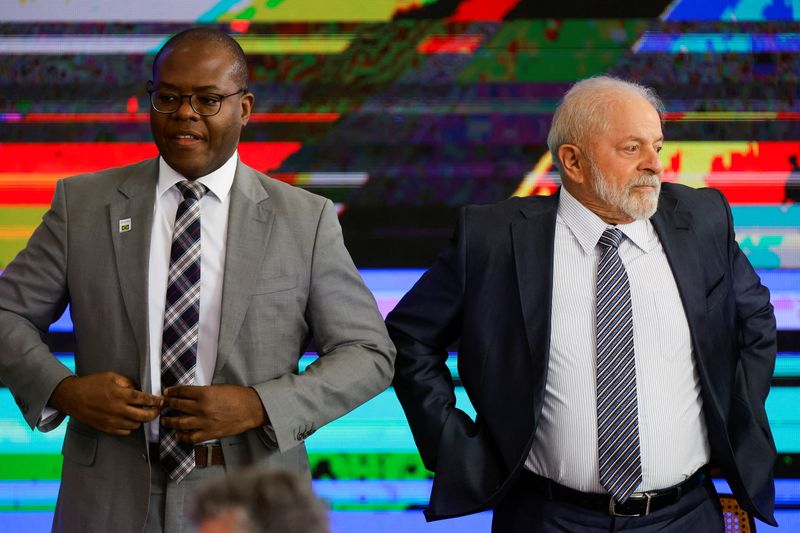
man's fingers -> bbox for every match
[175,430,209,444]
[126,388,164,408]
[108,372,136,389]
[116,417,142,431]
[122,405,161,423]
[163,396,199,415]
[161,415,202,432]
[164,385,204,399]
[50,371,165,437]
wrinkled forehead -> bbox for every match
[591,91,662,138]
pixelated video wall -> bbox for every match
[1,1,799,531]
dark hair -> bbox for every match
[192,469,330,533]
[152,27,249,88]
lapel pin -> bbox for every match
[119,218,132,233]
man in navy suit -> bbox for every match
[386,76,777,531]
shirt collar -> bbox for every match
[157,151,238,202]
[557,186,657,254]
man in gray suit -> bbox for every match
[0,28,395,532]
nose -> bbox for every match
[640,145,664,175]
[174,95,198,119]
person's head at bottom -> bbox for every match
[193,469,330,533]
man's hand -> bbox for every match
[49,372,163,436]
[160,385,268,443]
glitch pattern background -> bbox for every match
[0,1,799,531]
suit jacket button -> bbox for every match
[141,453,148,462]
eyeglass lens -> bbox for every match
[150,91,223,116]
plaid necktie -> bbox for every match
[159,180,207,482]
[595,227,642,504]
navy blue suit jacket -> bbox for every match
[386,183,777,525]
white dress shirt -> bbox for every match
[144,153,236,441]
[38,153,237,436]
[525,186,710,492]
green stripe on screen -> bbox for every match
[0,206,47,226]
[0,453,430,481]
[0,505,55,511]
[329,503,413,511]
[0,503,423,513]
[234,36,353,54]
[0,207,46,267]
[311,452,430,480]
[0,240,31,269]
[0,455,62,480]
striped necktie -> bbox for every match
[159,180,207,482]
[595,227,642,504]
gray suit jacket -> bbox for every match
[0,157,395,532]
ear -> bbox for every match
[557,144,586,185]
[240,92,254,126]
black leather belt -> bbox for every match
[520,467,708,517]
[148,443,225,467]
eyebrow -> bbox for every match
[156,82,223,92]
[622,135,664,144]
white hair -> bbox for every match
[547,76,664,175]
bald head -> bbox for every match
[547,76,663,175]
[153,27,249,89]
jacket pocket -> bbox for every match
[61,425,98,466]
[252,273,297,295]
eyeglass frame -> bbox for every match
[146,81,248,117]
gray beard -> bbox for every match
[589,158,661,221]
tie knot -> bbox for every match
[599,227,624,250]
[176,180,207,202]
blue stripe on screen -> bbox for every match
[46,268,800,333]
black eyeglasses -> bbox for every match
[146,81,247,117]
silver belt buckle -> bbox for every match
[608,492,652,517]
[198,444,216,467]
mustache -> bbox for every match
[628,175,661,188]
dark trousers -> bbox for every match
[492,475,725,533]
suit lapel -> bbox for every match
[214,162,274,375]
[511,194,558,423]
[108,159,158,386]
[651,192,717,405]
[651,193,705,335]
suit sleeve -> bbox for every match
[253,200,396,452]
[385,207,468,471]
[0,179,75,430]
[719,189,777,414]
